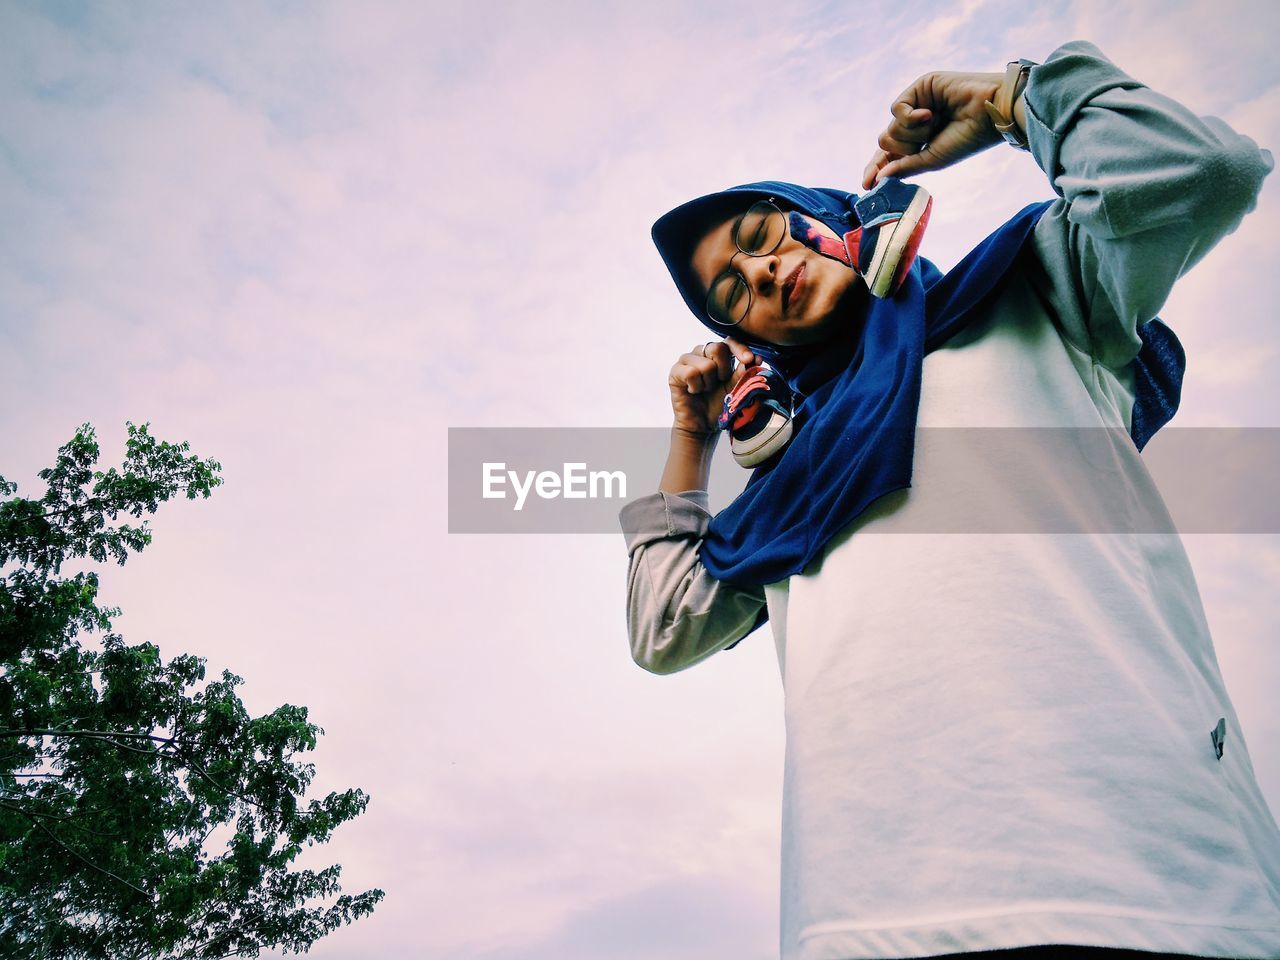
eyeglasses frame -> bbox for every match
[703,197,786,328]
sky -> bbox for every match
[1,1,1278,958]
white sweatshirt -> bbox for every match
[619,41,1280,960]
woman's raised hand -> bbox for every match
[668,336,757,440]
[862,71,1006,189]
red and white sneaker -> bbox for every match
[845,178,933,299]
[717,362,795,468]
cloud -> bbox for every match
[463,873,778,960]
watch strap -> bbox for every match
[984,59,1034,151]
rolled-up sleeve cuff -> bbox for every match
[1023,40,1146,190]
[618,490,712,554]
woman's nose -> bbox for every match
[739,253,778,292]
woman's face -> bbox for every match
[689,206,862,347]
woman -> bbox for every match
[618,40,1279,960]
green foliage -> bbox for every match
[0,423,384,959]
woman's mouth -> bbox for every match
[782,263,806,314]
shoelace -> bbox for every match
[717,365,786,432]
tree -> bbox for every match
[0,422,384,959]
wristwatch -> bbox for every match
[984,59,1035,151]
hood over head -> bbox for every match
[650,179,865,360]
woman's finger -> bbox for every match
[683,343,718,379]
[701,340,734,382]
[863,148,892,190]
[881,122,930,149]
[680,354,729,395]
[892,101,933,125]
[891,74,938,116]
[889,102,934,137]
[874,145,938,183]
[722,335,756,367]
[882,111,933,146]
[877,129,924,158]
[670,357,700,392]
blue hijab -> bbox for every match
[651,180,1185,588]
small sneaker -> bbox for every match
[845,178,933,299]
[718,362,795,468]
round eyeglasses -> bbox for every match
[705,199,787,328]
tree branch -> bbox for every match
[173,747,267,814]
[0,796,126,840]
[0,728,180,745]
[1,728,187,766]
[0,800,151,899]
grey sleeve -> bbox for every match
[618,489,768,676]
[1022,40,1273,369]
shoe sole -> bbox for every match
[731,412,793,467]
[864,187,932,298]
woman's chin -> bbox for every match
[784,311,850,347]
[788,280,864,345]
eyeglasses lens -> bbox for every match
[737,201,785,255]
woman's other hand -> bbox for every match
[667,336,756,439]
